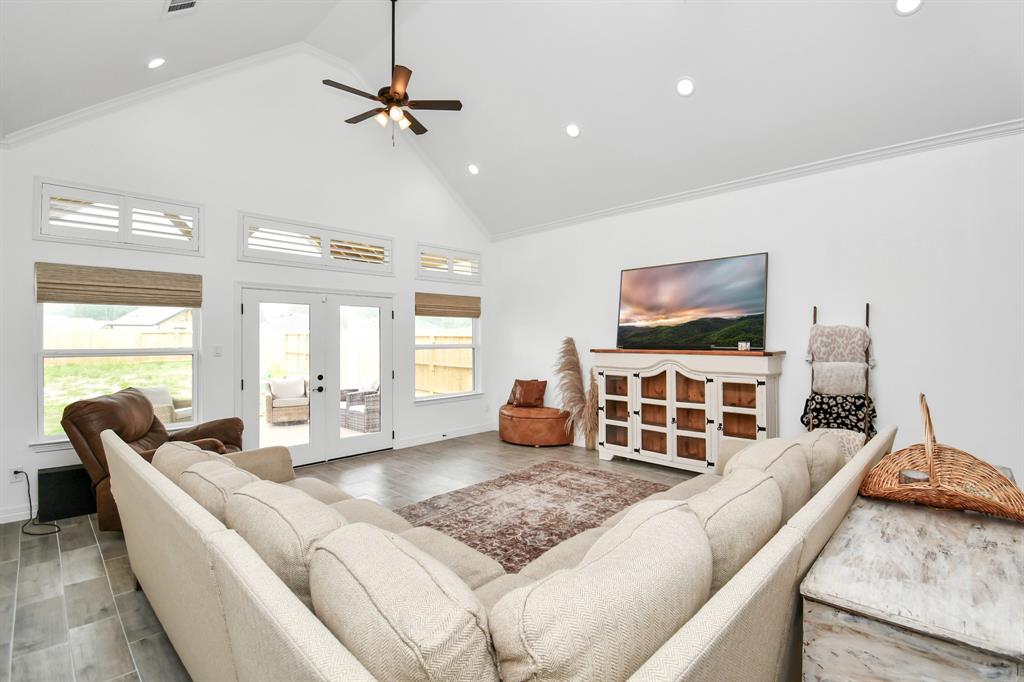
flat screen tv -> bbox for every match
[616,252,768,351]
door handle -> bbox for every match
[314,386,324,393]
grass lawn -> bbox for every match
[43,356,192,436]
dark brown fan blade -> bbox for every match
[391,65,412,99]
[346,108,385,124]
[408,100,463,111]
[323,79,380,101]
[403,110,428,135]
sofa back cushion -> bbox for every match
[490,500,712,682]
[309,523,499,682]
[226,480,345,607]
[179,460,258,523]
[794,430,844,495]
[152,440,235,485]
[684,468,784,592]
[724,438,811,520]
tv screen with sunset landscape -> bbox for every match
[616,253,767,350]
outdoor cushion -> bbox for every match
[399,527,505,589]
[310,523,500,682]
[226,480,345,607]
[328,499,412,533]
[519,527,608,580]
[152,440,236,484]
[490,500,712,682]
[179,460,258,523]
[270,377,305,399]
[271,397,309,408]
[724,438,811,520]
[683,468,784,592]
[282,477,352,504]
[138,385,174,407]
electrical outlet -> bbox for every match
[8,468,23,484]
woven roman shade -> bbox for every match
[35,262,202,308]
[414,292,481,318]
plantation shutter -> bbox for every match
[415,292,480,318]
[35,262,202,308]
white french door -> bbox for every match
[241,288,393,466]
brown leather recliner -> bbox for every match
[61,388,244,531]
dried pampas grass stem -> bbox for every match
[555,337,587,438]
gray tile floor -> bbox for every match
[1,514,188,682]
[1,430,691,682]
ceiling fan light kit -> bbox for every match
[322,0,462,137]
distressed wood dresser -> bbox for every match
[800,491,1024,681]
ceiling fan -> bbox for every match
[322,0,462,136]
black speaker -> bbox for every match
[37,464,95,522]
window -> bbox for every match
[40,304,198,438]
[35,262,203,440]
[38,180,200,254]
[240,213,393,275]
[414,292,481,401]
[417,243,482,284]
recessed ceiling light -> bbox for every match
[894,0,922,15]
[467,164,479,175]
[147,57,166,69]
[565,123,580,138]
[676,78,695,97]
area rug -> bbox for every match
[395,461,669,572]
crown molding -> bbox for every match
[493,118,1024,241]
[0,42,360,148]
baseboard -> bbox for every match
[0,504,34,524]
[395,423,496,449]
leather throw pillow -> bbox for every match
[509,379,546,407]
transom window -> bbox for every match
[38,181,201,254]
[240,213,394,275]
[416,243,482,284]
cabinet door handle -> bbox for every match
[671,417,677,424]
[717,422,724,432]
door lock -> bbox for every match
[314,386,324,393]
[317,374,324,381]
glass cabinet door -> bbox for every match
[599,371,632,453]
[673,370,710,467]
[636,369,669,459]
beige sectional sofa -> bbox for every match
[103,425,897,682]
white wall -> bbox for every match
[0,49,496,521]
[491,135,1024,481]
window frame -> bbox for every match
[413,315,481,403]
[34,177,203,256]
[415,242,482,284]
[36,304,202,443]
[238,212,395,277]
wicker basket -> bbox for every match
[860,394,1024,522]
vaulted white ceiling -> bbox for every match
[3,1,1022,238]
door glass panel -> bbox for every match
[640,371,667,399]
[722,382,757,408]
[259,303,310,448]
[339,305,381,438]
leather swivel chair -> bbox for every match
[61,387,244,531]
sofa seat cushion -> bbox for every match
[226,480,345,607]
[399,527,505,589]
[519,527,607,580]
[474,574,535,610]
[310,523,500,682]
[282,477,351,504]
[601,474,722,528]
[179,460,258,522]
[724,438,811,520]
[490,500,712,682]
[152,440,236,484]
[271,397,309,408]
[328,499,412,533]
[683,468,784,592]
[795,430,844,494]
